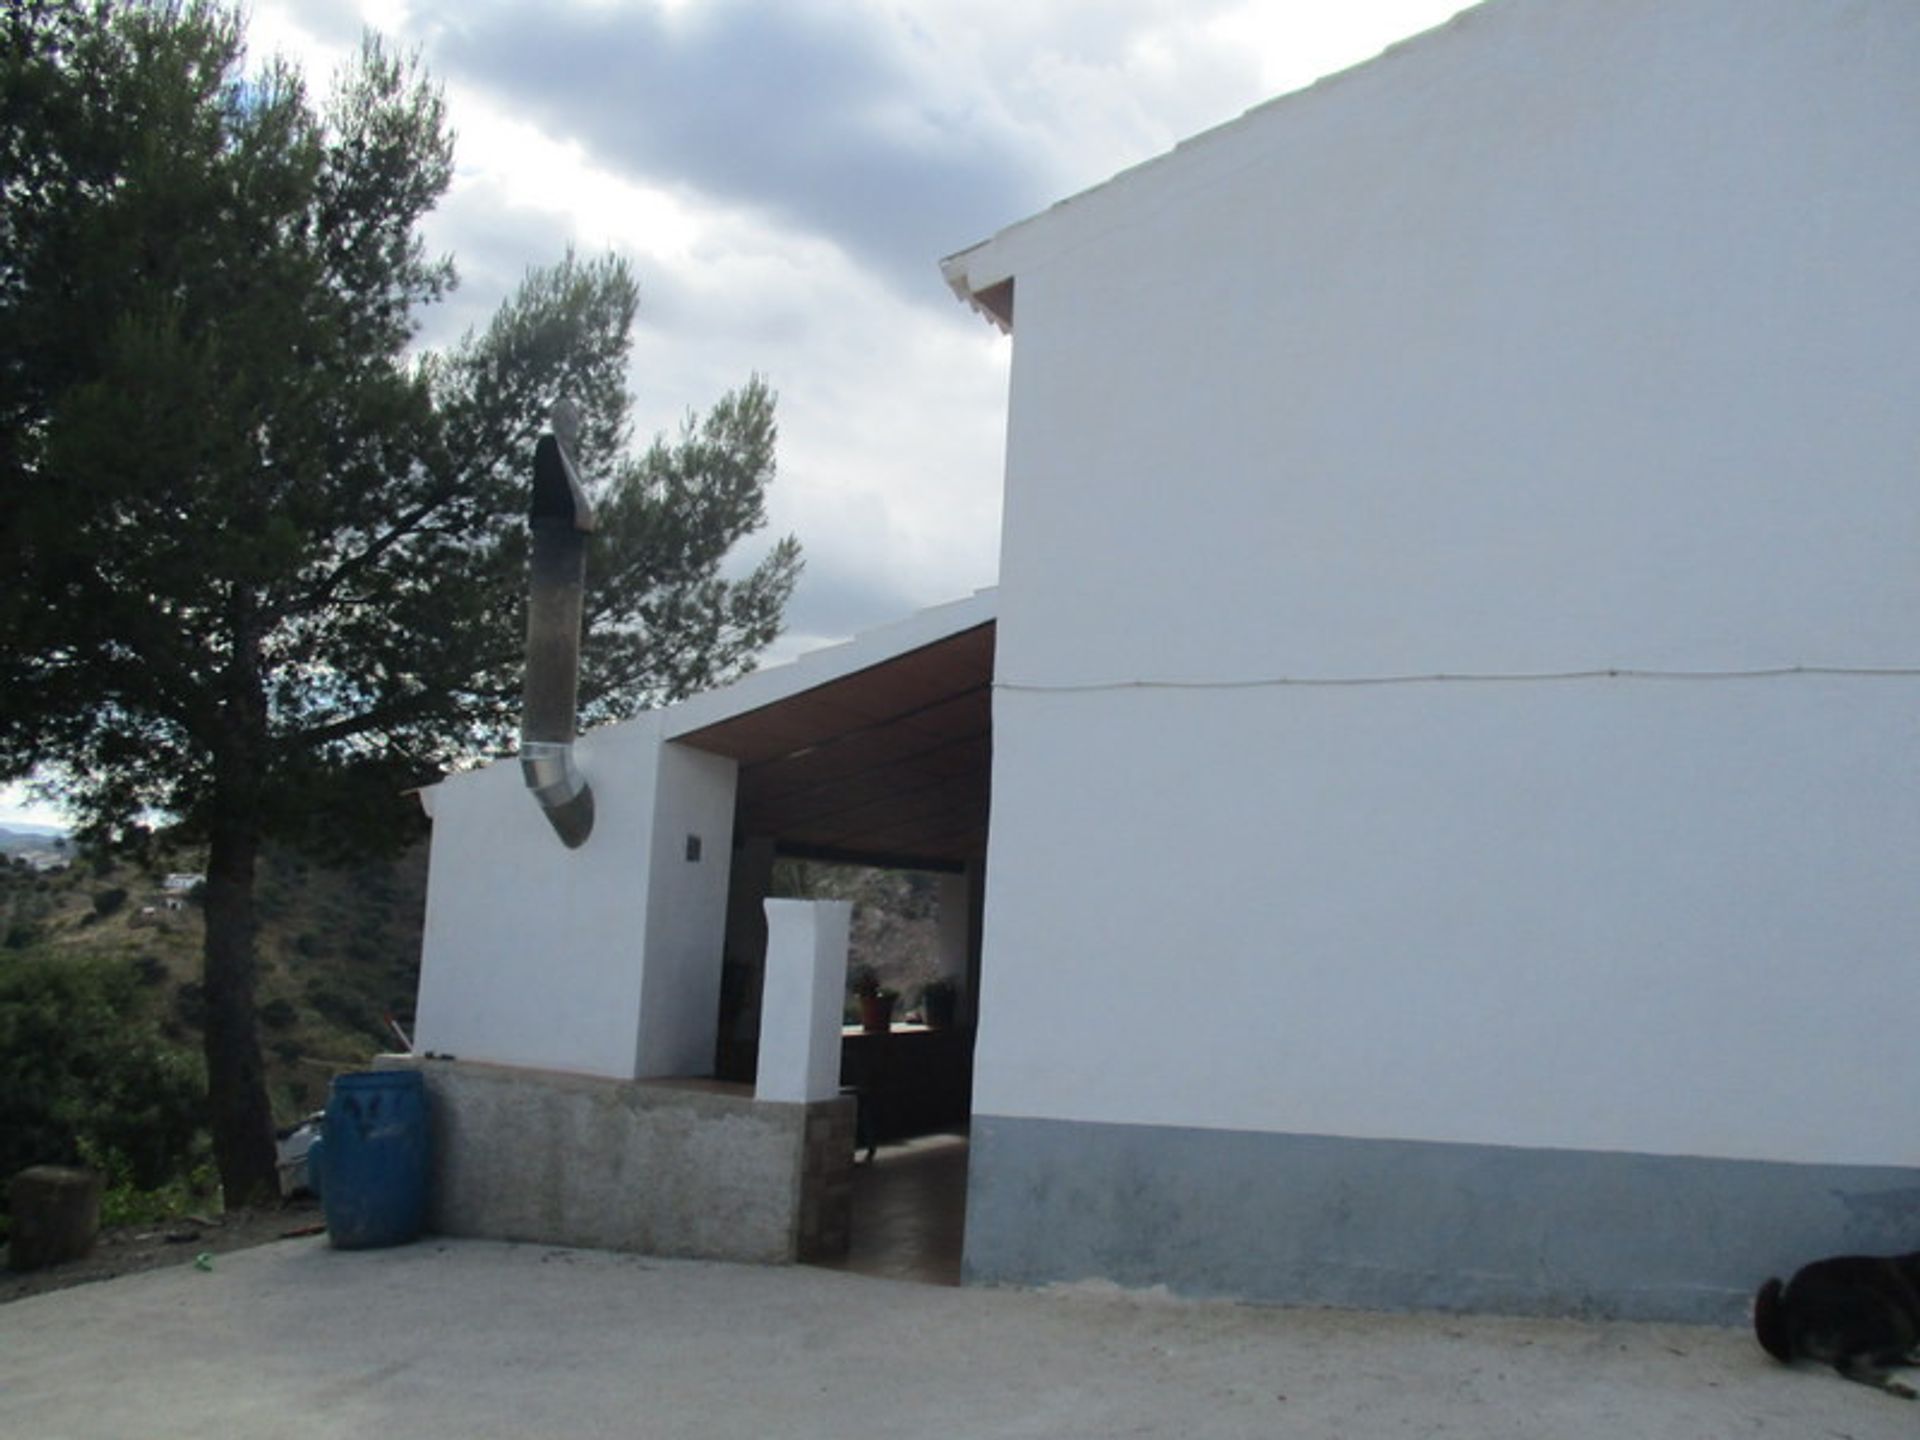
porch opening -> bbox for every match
[672,620,993,1284]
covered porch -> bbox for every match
[407,592,996,1278]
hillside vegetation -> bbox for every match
[1,839,427,1211]
[2,834,963,1227]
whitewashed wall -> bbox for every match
[635,740,739,1077]
[414,716,737,1079]
[967,0,1920,1169]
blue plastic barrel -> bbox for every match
[319,1069,430,1249]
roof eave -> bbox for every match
[939,244,1015,334]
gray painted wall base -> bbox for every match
[965,1115,1920,1323]
[379,1058,852,1264]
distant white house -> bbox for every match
[411,0,1920,1320]
[161,873,201,893]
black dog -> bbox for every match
[1754,1252,1920,1397]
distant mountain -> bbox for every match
[0,824,69,852]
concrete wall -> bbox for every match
[966,1117,1920,1323]
[414,716,737,1080]
[386,1058,853,1264]
[955,0,1920,1310]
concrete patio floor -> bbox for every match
[819,1130,969,1286]
[3,1234,1914,1439]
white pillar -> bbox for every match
[755,899,851,1103]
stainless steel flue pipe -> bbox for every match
[520,405,596,848]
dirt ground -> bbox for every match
[9,1237,1914,1440]
[0,1196,323,1305]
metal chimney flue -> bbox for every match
[520,401,596,848]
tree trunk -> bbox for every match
[202,796,278,1207]
[201,591,280,1209]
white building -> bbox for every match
[411,0,1920,1319]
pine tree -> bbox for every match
[0,1,800,1204]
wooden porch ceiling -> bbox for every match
[671,622,995,870]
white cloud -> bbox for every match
[1209,1,1476,98]
[0,782,72,831]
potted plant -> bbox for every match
[919,977,958,1031]
[850,967,897,1033]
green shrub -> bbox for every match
[304,981,373,1036]
[85,1147,217,1227]
[0,952,206,1193]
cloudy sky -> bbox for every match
[2,0,1474,828]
